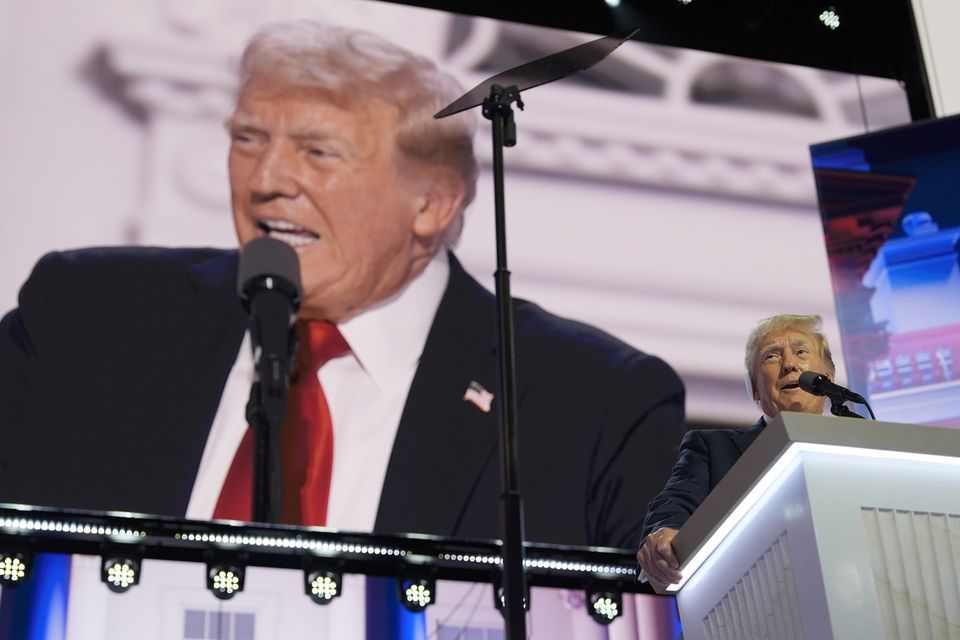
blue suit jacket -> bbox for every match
[0,247,687,549]
[640,418,766,541]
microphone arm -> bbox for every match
[829,398,867,419]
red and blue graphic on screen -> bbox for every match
[811,113,960,427]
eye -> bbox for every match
[230,130,261,147]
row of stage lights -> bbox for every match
[0,549,625,625]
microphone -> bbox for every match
[237,236,303,523]
[238,236,303,416]
[798,371,866,405]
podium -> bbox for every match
[665,412,960,639]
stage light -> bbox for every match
[398,576,436,612]
[0,551,32,587]
[605,0,621,8]
[587,590,623,625]
[819,8,840,30]
[207,564,244,600]
[305,568,342,605]
[101,556,140,593]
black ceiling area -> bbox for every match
[386,0,935,121]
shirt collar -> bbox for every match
[336,251,450,392]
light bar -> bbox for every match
[175,532,404,557]
[0,517,144,539]
[437,553,632,576]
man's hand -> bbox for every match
[637,527,682,587]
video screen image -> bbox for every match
[812,113,960,427]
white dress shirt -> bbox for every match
[185,251,450,530]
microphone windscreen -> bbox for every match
[798,370,825,395]
[237,236,303,298]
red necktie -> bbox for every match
[214,321,349,526]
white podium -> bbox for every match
[666,412,960,640]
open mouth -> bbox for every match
[257,219,320,247]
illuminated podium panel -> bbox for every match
[665,412,960,640]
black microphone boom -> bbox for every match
[797,371,866,405]
[237,236,303,523]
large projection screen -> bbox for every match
[0,0,911,637]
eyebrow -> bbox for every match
[761,338,813,355]
[225,116,339,137]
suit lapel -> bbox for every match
[159,252,248,513]
[375,254,502,537]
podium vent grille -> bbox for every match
[702,532,803,640]
[862,507,960,640]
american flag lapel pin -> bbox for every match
[463,381,494,413]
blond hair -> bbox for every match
[237,21,477,246]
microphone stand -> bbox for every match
[434,29,639,639]
[829,398,866,420]
[483,83,528,640]
[830,397,878,420]
[246,367,288,523]
[242,279,300,524]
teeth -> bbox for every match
[267,231,319,247]
[262,219,304,232]
[257,219,320,247]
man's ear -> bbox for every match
[744,371,757,403]
[411,168,464,245]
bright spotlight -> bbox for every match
[605,0,621,7]
[0,551,32,587]
[101,556,141,593]
[398,576,436,612]
[819,8,840,30]
[305,569,342,605]
[587,590,623,625]
[207,564,244,600]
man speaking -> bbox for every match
[637,314,837,585]
[0,22,685,550]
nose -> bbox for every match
[248,142,299,200]
[781,351,803,374]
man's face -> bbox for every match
[752,328,832,417]
[228,82,450,322]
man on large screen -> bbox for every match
[0,21,685,549]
